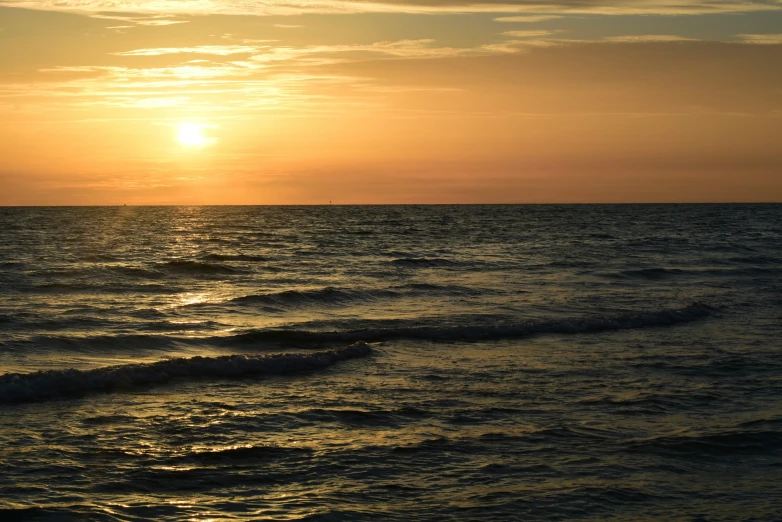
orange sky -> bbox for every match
[1,2,781,204]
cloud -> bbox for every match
[3,28,781,123]
[1,0,779,17]
[245,39,473,66]
[0,62,367,114]
[88,13,189,25]
[0,39,485,116]
[486,33,701,54]
[318,40,782,116]
[113,45,260,56]
[502,30,556,37]
[108,40,475,66]
[136,19,188,25]
[494,15,564,21]
[737,33,782,44]
[603,34,700,42]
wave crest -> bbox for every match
[227,287,396,307]
[230,303,714,345]
[160,260,237,274]
[201,254,268,262]
[390,257,455,267]
[0,342,372,404]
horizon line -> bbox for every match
[2,202,781,208]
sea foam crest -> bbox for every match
[0,342,372,404]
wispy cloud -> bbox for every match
[494,15,564,22]
[111,39,475,68]
[482,39,563,53]
[502,30,556,38]
[0,38,488,117]
[1,0,779,17]
[603,35,700,42]
[243,39,473,66]
[736,33,782,44]
[0,63,369,114]
[114,46,260,56]
[136,19,189,25]
[3,28,779,124]
[89,13,189,25]
[484,33,704,53]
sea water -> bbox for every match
[0,204,781,520]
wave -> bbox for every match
[79,253,120,262]
[110,266,162,278]
[389,257,509,270]
[726,255,780,265]
[3,303,714,354]
[200,253,268,262]
[160,260,238,274]
[209,284,491,309]
[176,444,314,463]
[230,303,714,346]
[0,342,372,404]
[185,284,487,310]
[26,282,184,294]
[226,287,398,308]
[289,405,430,425]
[626,429,782,456]
[2,315,110,332]
[606,265,782,280]
[3,333,183,352]
[392,282,488,296]
[390,257,456,267]
[607,268,685,280]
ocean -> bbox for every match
[1,204,781,521]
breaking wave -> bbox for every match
[230,303,714,345]
[3,303,715,354]
[0,342,372,404]
[184,284,488,310]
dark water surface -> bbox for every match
[1,204,781,520]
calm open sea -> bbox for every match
[1,204,781,521]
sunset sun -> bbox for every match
[175,123,212,147]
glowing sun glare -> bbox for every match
[176,124,212,147]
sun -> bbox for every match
[175,123,213,147]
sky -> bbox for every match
[1,0,781,204]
